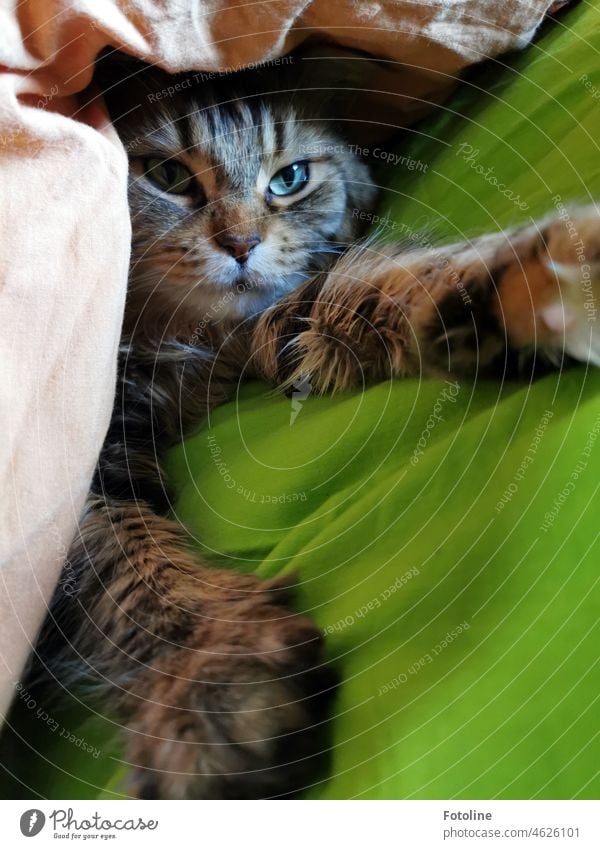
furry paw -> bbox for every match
[124,582,336,799]
[498,206,600,365]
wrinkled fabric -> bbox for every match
[0,0,556,719]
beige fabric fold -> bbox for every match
[0,0,555,720]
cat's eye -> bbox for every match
[143,157,194,195]
[268,161,310,197]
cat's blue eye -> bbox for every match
[268,161,310,197]
[143,157,194,195]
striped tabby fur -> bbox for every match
[30,52,599,799]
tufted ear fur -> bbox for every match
[93,49,170,125]
[94,44,397,146]
[282,44,399,145]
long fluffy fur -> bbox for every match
[28,53,600,799]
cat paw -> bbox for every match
[498,206,600,365]
[124,588,336,799]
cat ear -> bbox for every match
[93,49,171,126]
[288,44,399,144]
[292,45,376,94]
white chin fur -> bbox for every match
[186,272,299,323]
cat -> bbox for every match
[32,50,599,800]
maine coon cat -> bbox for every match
[34,50,599,799]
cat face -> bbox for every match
[99,57,377,327]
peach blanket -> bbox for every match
[0,0,557,718]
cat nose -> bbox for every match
[216,233,261,264]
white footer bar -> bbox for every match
[1,800,598,847]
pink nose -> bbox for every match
[216,233,261,264]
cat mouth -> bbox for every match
[202,243,341,298]
[224,265,308,296]
[225,246,339,294]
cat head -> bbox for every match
[96,51,378,331]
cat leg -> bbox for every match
[33,335,333,799]
[41,496,333,799]
[251,206,600,388]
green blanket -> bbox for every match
[2,0,599,799]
